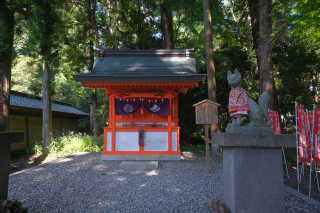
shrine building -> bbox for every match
[73,49,206,161]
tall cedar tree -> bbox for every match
[259,0,279,111]
[0,0,15,131]
[161,0,173,49]
[202,0,219,145]
[249,0,281,130]
[85,0,98,135]
[27,0,62,153]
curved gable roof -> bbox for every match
[73,49,206,83]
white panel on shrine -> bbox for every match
[155,122,175,126]
[144,132,168,151]
[172,132,177,151]
[134,122,153,124]
[115,132,139,151]
[116,122,131,126]
[107,132,112,151]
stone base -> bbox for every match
[223,147,284,213]
[226,125,273,134]
[120,161,159,170]
[212,133,295,213]
[101,155,181,161]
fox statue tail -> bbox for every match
[258,92,273,127]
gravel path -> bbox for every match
[8,152,319,213]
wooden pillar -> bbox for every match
[25,116,29,148]
[105,93,112,152]
[111,96,116,152]
[60,118,63,135]
[175,96,179,151]
[104,128,107,152]
[168,96,172,152]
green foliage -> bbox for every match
[284,148,297,166]
[25,142,43,155]
[273,38,320,117]
[26,134,103,158]
[180,144,212,152]
[9,0,320,148]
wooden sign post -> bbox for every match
[193,100,220,173]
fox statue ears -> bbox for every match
[227,70,232,78]
[227,68,241,78]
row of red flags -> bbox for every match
[296,105,320,163]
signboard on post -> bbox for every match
[193,100,220,173]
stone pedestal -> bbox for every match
[213,133,295,213]
[0,132,24,200]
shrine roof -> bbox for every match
[73,49,206,83]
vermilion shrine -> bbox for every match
[73,49,206,160]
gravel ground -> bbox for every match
[8,152,320,213]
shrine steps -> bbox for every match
[119,161,159,170]
[101,155,181,161]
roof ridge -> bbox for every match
[100,48,194,61]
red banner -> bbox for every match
[297,105,307,135]
[297,105,311,162]
[307,111,313,136]
[312,107,320,162]
[268,110,281,134]
[299,133,311,162]
[313,135,320,163]
[273,111,281,134]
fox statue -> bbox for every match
[227,69,272,128]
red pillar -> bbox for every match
[168,96,172,152]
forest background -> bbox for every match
[2,0,320,148]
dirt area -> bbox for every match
[9,154,57,174]
[283,163,320,202]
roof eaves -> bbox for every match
[73,75,207,82]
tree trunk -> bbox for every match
[86,0,95,71]
[91,0,99,58]
[249,0,260,72]
[161,0,170,49]
[259,0,278,111]
[313,73,319,103]
[115,20,120,49]
[167,8,174,49]
[89,99,97,135]
[202,0,220,150]
[42,54,52,154]
[0,1,14,132]
[112,0,119,49]
[258,0,283,132]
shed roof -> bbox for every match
[73,49,207,83]
[192,99,220,107]
[10,91,89,117]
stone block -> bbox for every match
[101,155,181,161]
[120,161,158,170]
[101,155,141,161]
[140,155,181,161]
[212,133,295,148]
[223,147,285,213]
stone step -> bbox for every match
[120,161,158,170]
